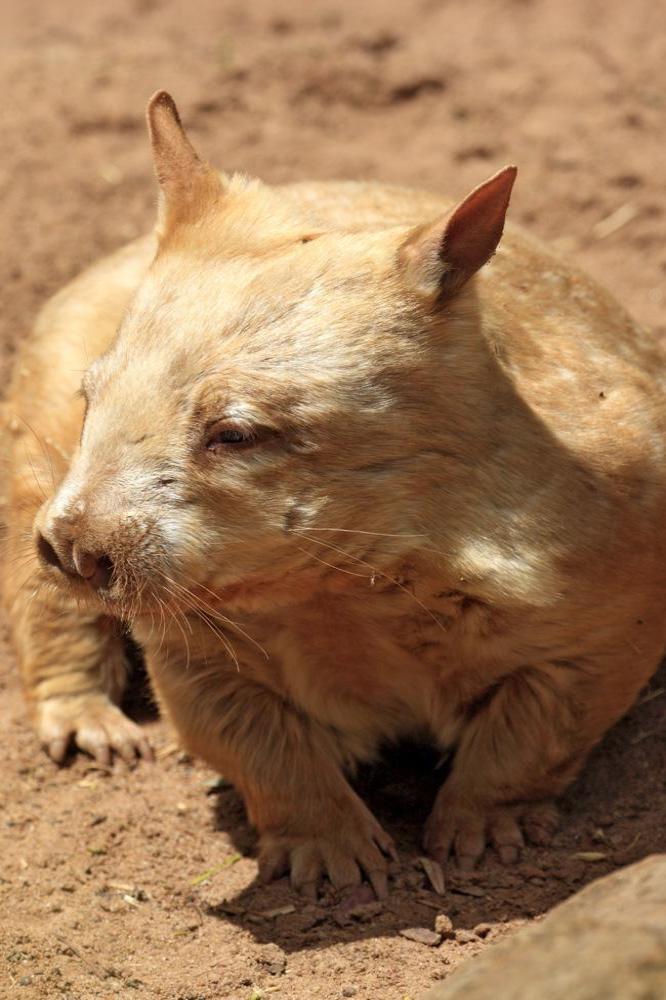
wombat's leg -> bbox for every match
[147,650,396,897]
[5,555,153,765]
[424,658,644,869]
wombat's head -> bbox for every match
[36,92,515,618]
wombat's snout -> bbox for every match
[36,521,114,591]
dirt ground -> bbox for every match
[2,1,666,998]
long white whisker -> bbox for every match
[294,529,448,635]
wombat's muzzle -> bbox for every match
[36,513,115,592]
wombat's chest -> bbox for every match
[258,586,511,749]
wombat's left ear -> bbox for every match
[401,165,517,299]
[146,90,225,238]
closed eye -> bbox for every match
[205,421,261,452]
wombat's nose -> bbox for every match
[36,530,114,590]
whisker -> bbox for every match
[169,572,268,661]
[298,527,428,539]
[159,576,241,671]
[294,529,448,635]
[14,416,58,491]
[292,542,369,579]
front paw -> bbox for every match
[36,694,154,766]
[258,803,397,900]
[424,791,559,869]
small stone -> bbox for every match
[266,959,286,976]
[434,914,455,939]
[258,950,287,977]
[341,988,358,997]
[333,886,382,925]
[455,929,479,944]
[473,923,493,939]
[18,977,32,987]
[400,927,442,947]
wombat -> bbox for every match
[3,91,666,897]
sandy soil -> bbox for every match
[2,1,666,998]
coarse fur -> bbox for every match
[3,91,666,895]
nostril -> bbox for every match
[37,533,63,572]
[74,548,114,591]
[92,554,114,591]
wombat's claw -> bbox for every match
[37,694,153,766]
[424,795,559,869]
[258,817,395,900]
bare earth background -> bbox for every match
[2,1,666,998]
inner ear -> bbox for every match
[401,165,517,299]
[146,90,225,237]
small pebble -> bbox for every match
[258,950,287,977]
[333,886,382,926]
[455,929,479,944]
[434,913,455,939]
[400,927,442,947]
[266,959,286,976]
[341,988,358,998]
[473,923,493,938]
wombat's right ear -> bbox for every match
[401,166,517,300]
[146,91,225,239]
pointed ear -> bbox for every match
[146,90,224,236]
[401,166,517,299]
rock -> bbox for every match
[454,929,478,945]
[472,923,493,939]
[341,987,358,997]
[266,959,286,976]
[400,927,442,947]
[419,855,666,1000]
[434,914,455,939]
[257,947,286,977]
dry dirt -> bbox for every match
[2,1,666,998]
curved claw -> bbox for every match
[258,809,394,900]
[38,695,153,766]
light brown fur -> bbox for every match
[3,92,666,895]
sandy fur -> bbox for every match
[3,93,666,892]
